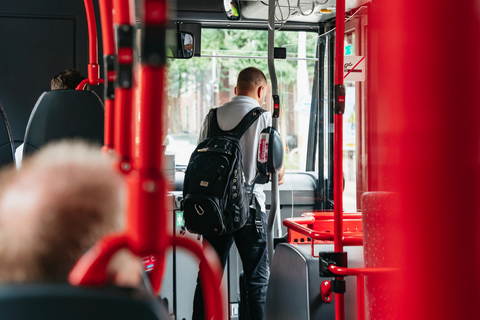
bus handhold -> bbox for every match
[334,84,346,114]
[115,25,134,89]
[272,94,280,118]
[331,279,346,294]
[319,251,348,277]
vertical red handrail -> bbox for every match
[334,0,345,256]
[112,0,134,171]
[373,1,480,319]
[98,0,115,152]
[132,1,226,316]
[99,0,115,55]
[83,0,101,85]
[70,1,226,319]
[334,0,346,319]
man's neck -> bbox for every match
[235,93,260,105]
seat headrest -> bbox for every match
[0,103,14,167]
[0,283,168,320]
[24,90,104,156]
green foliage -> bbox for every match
[166,28,318,135]
[166,28,318,90]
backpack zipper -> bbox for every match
[197,147,232,155]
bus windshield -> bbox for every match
[165,28,318,172]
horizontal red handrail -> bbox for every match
[75,78,105,91]
[301,212,362,220]
[69,233,226,320]
[283,217,363,246]
[329,265,398,276]
[327,265,399,320]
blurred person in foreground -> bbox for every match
[0,140,141,286]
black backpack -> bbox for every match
[183,107,265,237]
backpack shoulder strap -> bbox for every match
[206,108,221,137]
[230,107,265,139]
[207,107,265,139]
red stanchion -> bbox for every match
[70,1,227,319]
[333,0,346,318]
[98,0,116,151]
[111,0,134,171]
[83,0,101,86]
[371,1,480,319]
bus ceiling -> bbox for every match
[170,0,371,28]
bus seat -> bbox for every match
[264,242,364,319]
[0,103,15,168]
[0,283,168,320]
[23,90,104,156]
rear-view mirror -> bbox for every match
[223,0,241,20]
[166,30,194,59]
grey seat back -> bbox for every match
[23,90,104,156]
[0,283,168,320]
[0,103,15,168]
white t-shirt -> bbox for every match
[198,95,272,212]
[15,143,24,169]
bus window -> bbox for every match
[344,30,356,212]
[165,28,318,173]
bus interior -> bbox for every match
[0,0,479,319]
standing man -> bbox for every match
[192,67,284,320]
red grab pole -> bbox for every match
[99,0,115,55]
[112,0,134,172]
[334,0,345,256]
[82,0,101,86]
[98,0,116,152]
[333,0,346,319]
[370,1,480,320]
[70,1,226,318]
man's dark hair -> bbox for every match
[236,67,267,93]
[50,68,86,90]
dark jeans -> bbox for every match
[192,208,269,320]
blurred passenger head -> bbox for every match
[50,68,86,90]
[0,140,126,283]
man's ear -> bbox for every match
[234,87,237,95]
[257,86,263,99]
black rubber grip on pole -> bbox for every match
[319,251,348,277]
[331,279,346,294]
[335,84,346,114]
[115,25,134,89]
[272,95,280,118]
[142,25,166,66]
[104,55,116,99]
